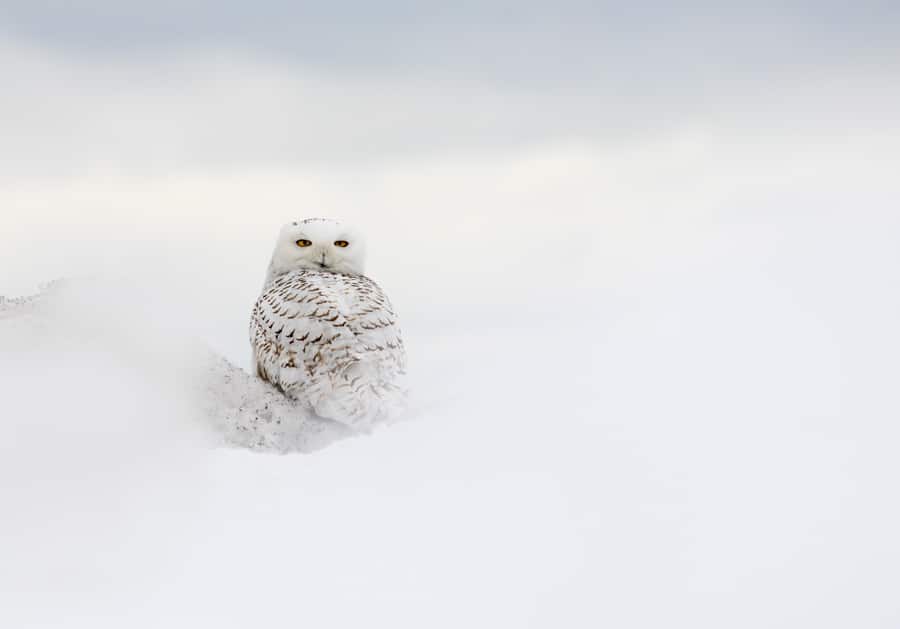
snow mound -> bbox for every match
[203,353,353,452]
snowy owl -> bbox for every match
[249,218,407,427]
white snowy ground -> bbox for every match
[2,217,899,628]
[2,136,900,626]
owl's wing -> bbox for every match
[250,271,351,405]
[342,274,407,380]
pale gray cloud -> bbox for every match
[1,37,897,177]
[1,1,897,83]
[1,1,897,175]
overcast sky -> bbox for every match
[0,2,897,305]
[2,1,898,74]
[1,1,898,172]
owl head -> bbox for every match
[265,218,366,285]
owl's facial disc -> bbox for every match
[271,219,366,277]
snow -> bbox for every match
[3,202,900,627]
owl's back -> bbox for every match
[250,269,406,426]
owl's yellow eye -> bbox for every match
[296,239,312,247]
[334,240,349,248]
